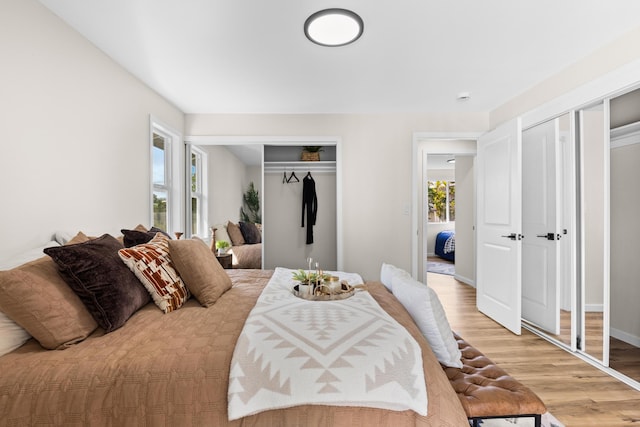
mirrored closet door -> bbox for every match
[523,87,640,387]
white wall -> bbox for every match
[490,26,640,128]
[264,171,337,271]
[610,141,640,345]
[0,0,184,261]
[185,113,488,280]
[204,146,250,232]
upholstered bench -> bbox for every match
[442,333,547,427]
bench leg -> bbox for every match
[469,415,541,426]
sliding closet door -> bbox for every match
[578,100,610,365]
[521,118,561,335]
[477,118,523,335]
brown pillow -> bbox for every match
[118,233,190,313]
[168,238,232,307]
[239,221,261,244]
[44,234,150,333]
[0,256,98,349]
[227,221,245,246]
[121,226,171,248]
[66,231,91,245]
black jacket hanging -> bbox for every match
[301,173,317,244]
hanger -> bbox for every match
[306,171,312,178]
[283,169,287,184]
[287,170,299,183]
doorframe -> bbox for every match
[412,133,481,283]
[183,135,344,271]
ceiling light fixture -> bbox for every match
[304,9,364,47]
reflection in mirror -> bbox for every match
[578,101,607,363]
[521,112,573,349]
[609,87,640,382]
[191,144,263,269]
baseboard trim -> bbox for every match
[585,304,603,313]
[454,274,475,287]
[610,327,640,347]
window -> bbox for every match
[190,147,207,236]
[428,180,455,223]
[149,117,184,233]
[152,129,171,232]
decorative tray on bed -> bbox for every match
[292,281,357,301]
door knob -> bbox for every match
[501,233,523,240]
[537,233,561,241]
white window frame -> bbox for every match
[189,146,208,237]
[150,116,183,234]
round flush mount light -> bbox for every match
[304,9,364,47]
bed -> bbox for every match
[434,230,455,262]
[0,233,468,426]
[213,221,262,269]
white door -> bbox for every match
[477,119,523,335]
[521,119,561,335]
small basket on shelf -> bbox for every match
[301,146,323,161]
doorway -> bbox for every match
[412,134,478,285]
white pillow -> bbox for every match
[379,263,411,292]
[392,275,462,368]
[0,241,60,270]
[0,311,31,357]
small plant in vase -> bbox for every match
[215,240,230,255]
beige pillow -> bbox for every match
[226,221,245,246]
[168,239,232,307]
[66,231,91,245]
[0,256,98,349]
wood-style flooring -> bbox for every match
[428,272,640,427]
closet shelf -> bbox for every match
[264,161,336,173]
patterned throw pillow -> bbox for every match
[118,233,190,313]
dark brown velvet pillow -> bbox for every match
[121,227,171,248]
[44,234,150,333]
[239,222,261,244]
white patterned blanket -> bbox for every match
[228,267,427,420]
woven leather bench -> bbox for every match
[443,333,547,427]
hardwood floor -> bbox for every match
[611,337,640,382]
[428,273,640,426]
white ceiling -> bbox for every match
[39,0,640,114]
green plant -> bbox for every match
[292,269,331,283]
[240,182,261,224]
[302,146,324,153]
[215,240,230,250]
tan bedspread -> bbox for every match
[0,270,467,426]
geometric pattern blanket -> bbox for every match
[228,267,428,420]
